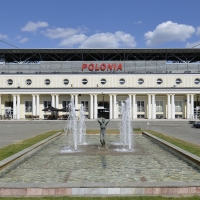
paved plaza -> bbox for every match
[0,120,200,148]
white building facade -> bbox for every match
[0,48,200,120]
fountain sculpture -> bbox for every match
[97,118,110,146]
[62,96,132,152]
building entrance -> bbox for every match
[97,101,109,119]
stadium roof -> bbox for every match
[0,48,200,62]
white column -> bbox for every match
[113,94,117,119]
[167,94,171,119]
[132,94,136,119]
[152,94,156,119]
[191,94,194,119]
[109,94,113,119]
[55,94,59,108]
[32,94,36,116]
[13,95,16,119]
[17,95,20,119]
[0,95,1,115]
[36,94,40,116]
[90,94,94,119]
[94,94,97,119]
[51,94,55,107]
[187,94,190,119]
[148,94,151,119]
[171,94,175,119]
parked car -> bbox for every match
[193,121,200,128]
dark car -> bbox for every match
[193,121,200,128]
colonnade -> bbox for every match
[3,93,197,120]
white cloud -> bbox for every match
[144,21,195,46]
[19,37,29,43]
[21,21,49,32]
[0,34,8,40]
[42,25,136,48]
[196,27,200,36]
[79,31,136,48]
[43,27,81,39]
[185,40,200,48]
[59,34,87,47]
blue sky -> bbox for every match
[0,0,200,48]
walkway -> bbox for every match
[0,120,199,148]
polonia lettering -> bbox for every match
[82,63,123,71]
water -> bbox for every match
[119,98,133,151]
[78,104,87,144]
[62,99,87,152]
[63,97,78,151]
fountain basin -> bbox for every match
[0,133,200,196]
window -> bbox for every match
[26,79,32,86]
[157,78,163,85]
[175,101,182,112]
[44,79,51,85]
[156,101,163,112]
[25,101,32,112]
[119,78,125,85]
[100,79,106,85]
[62,101,70,108]
[194,78,200,85]
[81,101,89,111]
[176,78,182,84]
[63,79,69,85]
[43,101,51,108]
[7,79,13,85]
[138,78,144,85]
[137,101,145,112]
[82,79,88,85]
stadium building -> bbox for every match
[0,48,200,120]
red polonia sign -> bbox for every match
[82,63,123,71]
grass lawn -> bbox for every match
[0,130,61,162]
[146,130,200,157]
[0,196,200,200]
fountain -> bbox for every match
[61,98,87,152]
[118,97,133,151]
[62,97,133,152]
[61,97,78,152]
[78,104,87,144]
